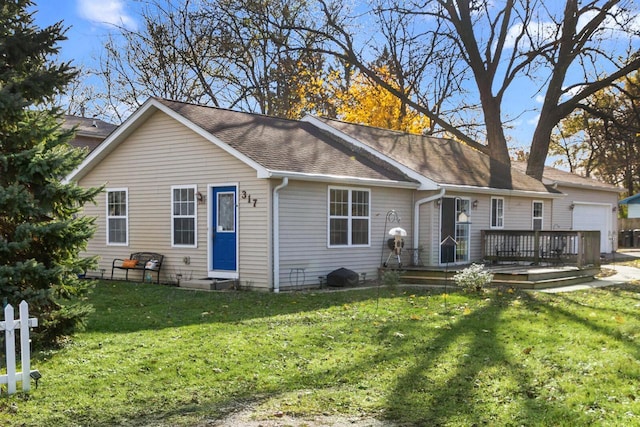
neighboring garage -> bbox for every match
[572,202,613,253]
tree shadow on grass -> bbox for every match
[534,286,640,359]
[28,285,640,426]
[100,288,614,426]
[377,292,584,425]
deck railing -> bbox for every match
[481,230,601,267]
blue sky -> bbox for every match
[32,0,137,67]
[29,0,548,150]
[29,0,635,156]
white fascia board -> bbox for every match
[439,183,566,199]
[301,115,439,191]
[548,179,625,193]
[266,170,420,189]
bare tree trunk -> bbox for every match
[527,121,555,181]
[481,97,510,166]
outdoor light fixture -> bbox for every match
[196,191,205,203]
[569,203,575,210]
[472,200,478,209]
[30,370,41,388]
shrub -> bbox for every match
[453,263,494,292]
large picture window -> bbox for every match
[491,197,504,229]
[328,187,370,247]
[106,189,128,245]
[172,185,197,247]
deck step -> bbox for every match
[399,272,596,289]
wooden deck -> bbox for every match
[396,263,601,290]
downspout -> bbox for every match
[413,188,446,263]
[272,177,289,293]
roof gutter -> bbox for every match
[438,183,566,198]
[413,188,446,263]
[263,170,419,189]
[272,177,289,293]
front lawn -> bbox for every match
[2,280,640,426]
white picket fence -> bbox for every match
[0,301,38,395]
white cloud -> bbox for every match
[77,0,136,30]
[578,6,640,38]
[503,21,557,50]
[535,95,545,104]
[527,114,540,125]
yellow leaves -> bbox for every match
[333,65,429,134]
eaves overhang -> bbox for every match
[439,183,565,198]
[263,170,421,189]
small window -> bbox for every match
[532,201,543,230]
[106,189,128,245]
[328,187,370,247]
[172,185,197,247]
[491,197,504,229]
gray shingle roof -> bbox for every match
[314,117,552,193]
[512,161,622,192]
[156,98,416,184]
[63,115,118,138]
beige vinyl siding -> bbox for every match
[277,180,413,288]
[415,193,557,265]
[416,191,441,266]
[78,110,271,288]
[552,185,618,231]
[553,185,619,252]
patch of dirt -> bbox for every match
[200,400,402,427]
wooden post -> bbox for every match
[20,301,31,392]
[4,304,16,394]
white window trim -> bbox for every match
[106,188,128,246]
[490,197,504,229]
[532,200,544,230]
[327,186,371,248]
[455,197,471,263]
[171,184,198,248]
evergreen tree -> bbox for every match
[0,0,101,347]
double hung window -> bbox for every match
[491,197,504,229]
[107,189,128,245]
[172,185,197,247]
[328,187,370,247]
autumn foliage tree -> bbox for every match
[283,0,640,180]
[553,72,640,195]
[87,0,640,182]
[334,65,429,134]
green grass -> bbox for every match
[2,280,640,426]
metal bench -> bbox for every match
[111,252,164,284]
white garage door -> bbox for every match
[572,203,611,253]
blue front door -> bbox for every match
[211,186,237,272]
